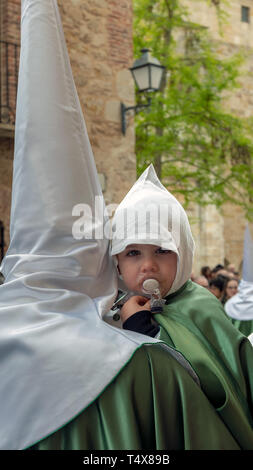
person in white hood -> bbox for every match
[225,224,253,337]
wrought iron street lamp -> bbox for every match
[121,48,165,135]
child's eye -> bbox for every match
[126,250,140,257]
[156,248,172,254]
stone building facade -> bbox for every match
[0,0,252,275]
[185,0,253,274]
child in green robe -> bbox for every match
[111,165,253,450]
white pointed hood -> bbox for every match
[0,0,197,450]
[225,224,253,322]
[111,165,195,295]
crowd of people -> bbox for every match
[192,263,240,305]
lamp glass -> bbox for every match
[150,65,164,90]
[131,65,150,92]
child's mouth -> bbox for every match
[142,278,160,294]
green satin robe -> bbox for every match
[29,344,242,450]
[154,280,253,449]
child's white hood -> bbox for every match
[111,165,195,295]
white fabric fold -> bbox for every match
[225,225,253,322]
[225,279,253,321]
[0,0,198,450]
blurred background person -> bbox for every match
[208,276,226,301]
[194,276,209,288]
[221,278,239,305]
[227,264,236,275]
[210,264,224,279]
[210,265,235,280]
[233,271,241,282]
[215,268,233,279]
[200,266,212,281]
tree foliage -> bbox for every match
[133,0,253,220]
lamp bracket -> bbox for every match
[121,97,151,135]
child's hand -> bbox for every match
[120,296,150,323]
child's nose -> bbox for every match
[140,257,158,272]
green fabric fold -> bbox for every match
[155,280,253,449]
[30,344,241,450]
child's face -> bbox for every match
[117,244,177,298]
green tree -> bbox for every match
[133,0,253,220]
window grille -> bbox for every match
[241,6,250,23]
